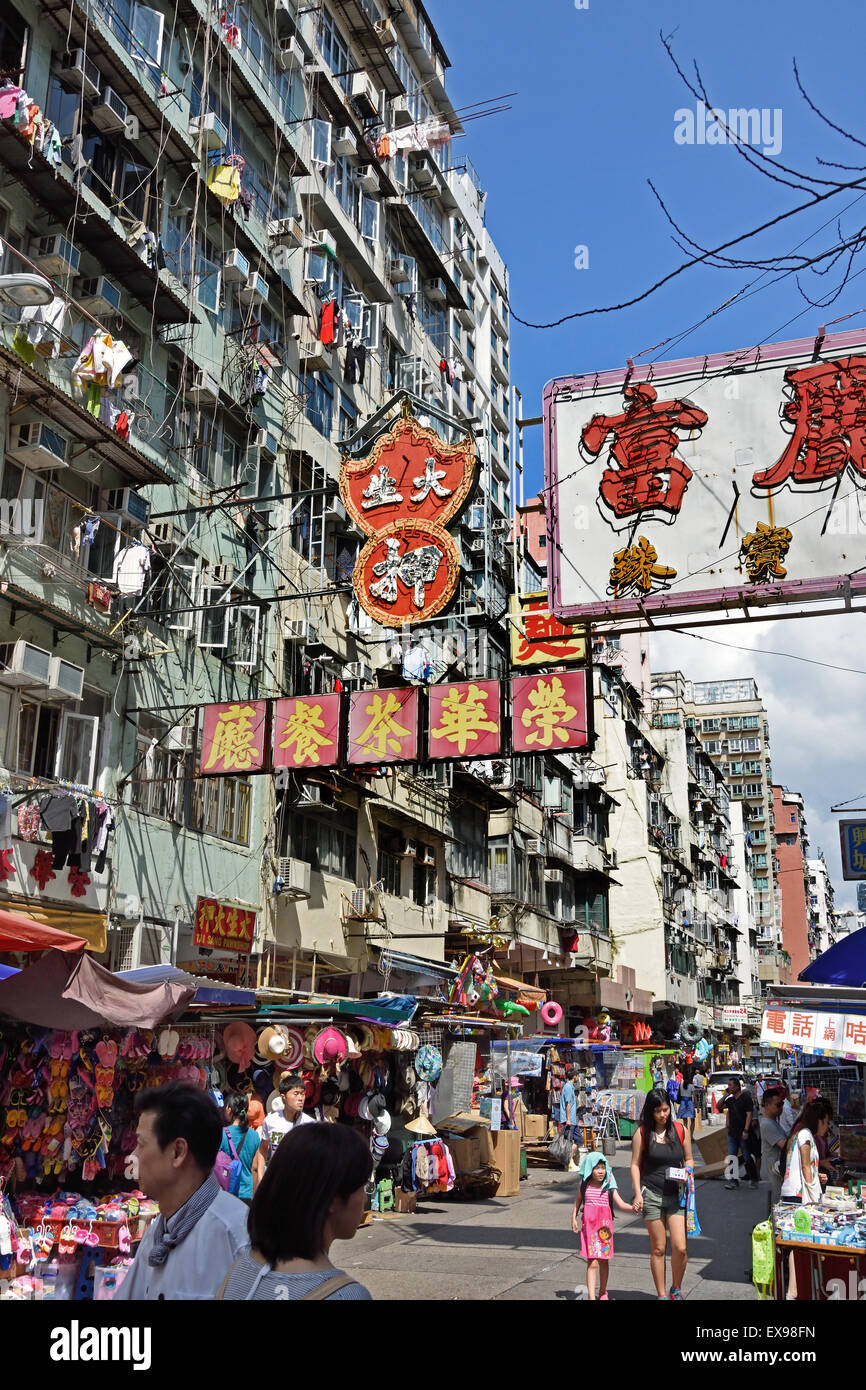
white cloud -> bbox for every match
[651,613,866,912]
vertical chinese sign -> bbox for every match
[193,897,257,954]
[339,400,477,626]
[347,687,419,765]
[545,334,866,624]
[509,593,586,667]
[428,680,502,759]
[839,819,866,880]
[199,701,268,775]
[273,695,341,769]
[511,672,588,753]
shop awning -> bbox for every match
[493,973,546,1001]
[116,964,256,1009]
[0,908,88,954]
[760,985,866,1062]
[376,948,458,984]
[263,996,418,1024]
[799,927,866,988]
[0,948,195,1029]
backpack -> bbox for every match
[215,1127,244,1196]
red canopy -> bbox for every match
[0,908,87,954]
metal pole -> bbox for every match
[170,908,180,966]
[291,949,297,992]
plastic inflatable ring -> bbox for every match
[541,1001,563,1027]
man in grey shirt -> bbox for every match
[760,1089,788,1207]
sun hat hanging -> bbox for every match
[222,1021,257,1068]
[416,1044,443,1082]
[312,1026,349,1067]
[257,1026,288,1060]
[405,1113,436,1136]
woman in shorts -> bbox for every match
[630,1088,694,1301]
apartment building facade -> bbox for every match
[807,855,838,960]
[772,785,811,982]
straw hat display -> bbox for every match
[405,1113,436,1136]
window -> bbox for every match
[729,783,742,797]
[131,715,184,821]
[447,805,487,883]
[377,825,403,896]
[702,718,721,732]
[8,689,102,786]
[790,813,797,823]
[311,118,333,167]
[303,372,334,436]
[317,7,351,92]
[745,782,762,797]
[198,584,231,649]
[413,845,437,905]
[0,2,28,77]
[742,715,759,729]
[195,231,222,316]
[727,739,742,753]
[132,2,164,67]
[754,876,769,891]
[727,717,741,730]
[189,758,251,846]
[754,853,768,868]
[703,739,721,754]
[284,806,357,877]
[360,194,379,244]
[743,737,760,752]
[574,882,609,935]
[784,834,797,846]
[344,294,381,349]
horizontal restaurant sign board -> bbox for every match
[760,1004,866,1060]
[546,330,866,624]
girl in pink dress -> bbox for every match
[572,1152,634,1300]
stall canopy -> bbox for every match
[760,984,866,1063]
[116,963,256,1009]
[0,948,196,1029]
[0,909,88,954]
[799,928,866,988]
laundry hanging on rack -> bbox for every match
[112,541,152,596]
[71,334,134,392]
[345,340,366,385]
[0,786,12,849]
[39,792,83,870]
[0,82,22,121]
[320,299,342,347]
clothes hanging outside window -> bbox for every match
[439,358,454,387]
[19,297,67,358]
[112,542,152,596]
[72,334,134,392]
[207,162,241,204]
[402,644,433,683]
[345,341,367,385]
[39,792,83,870]
[320,299,339,346]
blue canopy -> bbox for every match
[799,927,866,988]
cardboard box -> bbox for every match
[395,1190,417,1214]
[695,1125,729,1168]
[522,1114,549,1143]
[488,1128,521,1197]
[444,1136,482,1174]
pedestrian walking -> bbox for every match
[220,1092,262,1203]
[571,1151,634,1300]
[721,1078,758,1190]
[630,1088,694,1300]
[780,1099,829,1300]
[693,1068,707,1121]
[759,1088,788,1207]
[114,1083,249,1301]
[215,1123,374,1300]
[677,1070,697,1139]
[560,1067,580,1172]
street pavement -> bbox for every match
[330,1137,772,1301]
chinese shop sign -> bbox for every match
[839,819,866,880]
[273,695,341,769]
[545,332,866,623]
[347,687,420,765]
[511,671,588,753]
[339,402,477,626]
[193,897,257,954]
[199,701,268,775]
[760,1005,866,1060]
[509,593,586,667]
[428,680,502,758]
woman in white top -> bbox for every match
[780,1099,830,1300]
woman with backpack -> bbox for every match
[219,1093,262,1204]
[630,1088,694,1300]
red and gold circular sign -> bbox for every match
[340,412,476,536]
[353,518,461,627]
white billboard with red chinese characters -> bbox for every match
[545,330,866,623]
[760,1003,866,1061]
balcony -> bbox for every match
[572,836,607,875]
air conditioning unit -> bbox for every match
[276,856,312,899]
[310,228,338,257]
[332,127,355,157]
[190,111,228,150]
[387,255,412,285]
[92,85,128,134]
[223,248,249,283]
[250,429,278,460]
[9,422,68,471]
[238,272,268,306]
[299,338,333,373]
[356,165,379,194]
[212,563,235,585]
[301,782,334,808]
[0,640,52,688]
[409,155,433,189]
[35,235,80,278]
[60,49,101,98]
[184,369,219,405]
[267,216,304,247]
[525,838,545,857]
[545,868,564,883]
[467,537,484,553]
[425,276,447,302]
[148,521,184,549]
[102,487,150,525]
[422,845,436,866]
[347,887,379,918]
[284,618,308,642]
[276,36,303,71]
[325,496,346,523]
[389,94,413,128]
[351,71,381,118]
[401,838,418,858]
[77,275,122,315]
[47,655,85,702]
[344,661,373,683]
[374,17,396,47]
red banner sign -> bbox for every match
[273,695,341,769]
[193,897,257,954]
[428,679,502,759]
[347,687,419,765]
[200,701,268,776]
[339,404,476,626]
[511,671,589,753]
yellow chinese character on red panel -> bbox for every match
[608,535,677,598]
[739,522,793,583]
[357,691,412,757]
[221,906,239,941]
[278,703,334,765]
[431,684,498,755]
[203,704,261,772]
[519,676,577,748]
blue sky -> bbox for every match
[436,0,866,912]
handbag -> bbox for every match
[215,1127,244,1195]
[548,1129,573,1167]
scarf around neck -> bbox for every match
[148,1171,221,1267]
